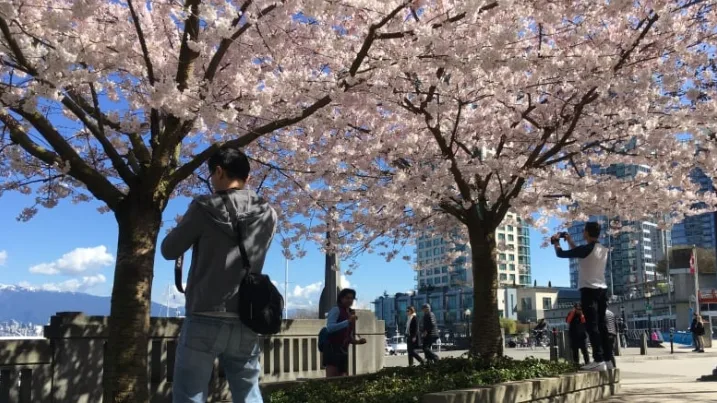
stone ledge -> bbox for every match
[422,370,620,403]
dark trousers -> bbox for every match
[571,336,589,365]
[422,335,440,362]
[580,287,609,362]
[606,334,616,367]
[407,339,424,366]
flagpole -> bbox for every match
[693,245,701,315]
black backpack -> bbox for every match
[175,192,284,335]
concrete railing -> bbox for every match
[0,310,385,403]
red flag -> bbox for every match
[690,251,696,275]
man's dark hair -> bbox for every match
[584,222,601,238]
[337,288,357,304]
[207,146,250,180]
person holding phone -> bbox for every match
[324,288,367,377]
[552,222,610,371]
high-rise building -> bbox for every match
[414,212,531,289]
[671,168,717,256]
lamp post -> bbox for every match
[465,309,472,339]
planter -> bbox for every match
[422,369,620,403]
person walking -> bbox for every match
[324,288,367,377]
[694,314,706,353]
[691,313,700,351]
[605,307,618,368]
[421,304,440,363]
[566,303,590,365]
[553,222,610,371]
[405,306,425,366]
[617,318,628,348]
[162,146,278,403]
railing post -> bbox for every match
[550,328,558,362]
[640,331,648,355]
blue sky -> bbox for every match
[0,189,570,313]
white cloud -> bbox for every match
[20,274,107,293]
[339,274,351,289]
[0,250,7,266]
[29,246,114,275]
[292,281,323,299]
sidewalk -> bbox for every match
[600,356,717,402]
[616,345,717,362]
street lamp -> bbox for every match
[465,309,472,338]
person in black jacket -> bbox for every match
[567,303,590,365]
[421,304,440,363]
[405,306,425,366]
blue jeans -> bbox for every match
[173,315,263,403]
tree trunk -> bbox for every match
[467,216,503,358]
[102,194,162,403]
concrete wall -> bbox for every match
[0,311,385,403]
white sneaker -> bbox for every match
[605,361,614,370]
[580,361,607,372]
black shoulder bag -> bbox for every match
[174,192,284,335]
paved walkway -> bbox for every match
[601,356,717,402]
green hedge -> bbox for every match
[267,356,575,403]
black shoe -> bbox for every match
[699,350,706,353]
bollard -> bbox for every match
[640,331,648,355]
[550,328,558,362]
[670,328,674,354]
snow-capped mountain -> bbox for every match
[0,284,181,326]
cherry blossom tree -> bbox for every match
[0,1,420,401]
[263,0,717,358]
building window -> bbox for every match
[442,266,448,273]
[500,263,507,270]
[442,276,448,284]
[498,233,505,241]
[521,297,532,310]
[499,253,506,260]
[542,297,552,310]
[434,239,440,246]
[419,242,424,249]
[509,264,515,270]
[507,225,514,231]
[508,254,515,261]
[509,274,515,283]
[508,234,514,241]
[500,273,507,281]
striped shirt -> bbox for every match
[606,309,617,335]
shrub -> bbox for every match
[266,356,575,403]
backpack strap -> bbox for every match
[174,254,185,294]
[219,191,252,271]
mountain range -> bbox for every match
[0,285,319,329]
[0,284,181,326]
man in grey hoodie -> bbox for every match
[162,146,277,403]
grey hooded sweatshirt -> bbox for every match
[161,189,277,316]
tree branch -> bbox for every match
[126,0,161,147]
[8,107,124,209]
[613,13,659,72]
[204,0,260,82]
[0,111,61,167]
[165,94,332,192]
[89,84,137,182]
[0,16,38,75]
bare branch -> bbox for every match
[89,84,137,182]
[8,107,124,209]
